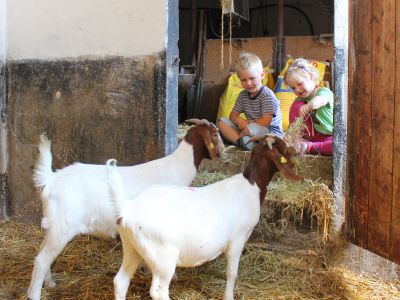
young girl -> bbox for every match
[284,58,333,156]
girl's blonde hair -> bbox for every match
[234,52,263,74]
[283,58,320,84]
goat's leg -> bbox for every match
[224,238,248,300]
[43,268,56,288]
[148,250,177,300]
[149,267,175,300]
[114,241,142,300]
[27,229,75,300]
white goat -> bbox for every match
[27,121,224,300]
[108,135,302,300]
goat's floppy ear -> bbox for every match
[285,146,297,158]
[201,131,218,160]
[270,148,303,181]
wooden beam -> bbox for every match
[367,0,395,258]
[349,0,372,248]
[390,0,400,264]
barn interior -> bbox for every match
[177,0,337,267]
[178,0,334,123]
[1,1,399,299]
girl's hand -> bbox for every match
[299,103,312,117]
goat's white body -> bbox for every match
[28,139,198,300]
[39,144,196,236]
[111,171,261,300]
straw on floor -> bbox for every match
[1,218,399,299]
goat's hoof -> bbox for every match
[45,280,56,288]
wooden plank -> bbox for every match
[390,0,400,264]
[367,0,395,258]
[348,0,372,247]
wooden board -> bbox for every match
[390,0,400,263]
[349,0,372,248]
[349,0,399,264]
[367,0,395,259]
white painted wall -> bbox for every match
[7,0,167,60]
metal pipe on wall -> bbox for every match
[190,0,197,65]
[194,10,206,118]
[275,0,285,76]
[0,0,8,217]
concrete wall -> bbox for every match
[7,0,166,59]
[3,0,178,224]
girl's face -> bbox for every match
[286,72,317,98]
[238,68,265,97]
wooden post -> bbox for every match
[274,0,285,78]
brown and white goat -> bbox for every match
[27,122,224,300]
[107,135,302,300]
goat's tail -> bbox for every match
[106,159,127,222]
[33,133,55,190]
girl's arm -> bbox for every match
[299,95,329,117]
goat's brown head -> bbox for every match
[249,134,302,181]
[244,134,303,203]
[184,119,225,168]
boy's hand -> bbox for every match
[235,117,249,130]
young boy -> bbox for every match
[217,52,283,150]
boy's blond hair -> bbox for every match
[234,52,263,74]
[283,58,320,84]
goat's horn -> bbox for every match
[266,137,275,150]
[184,118,210,125]
[245,135,266,145]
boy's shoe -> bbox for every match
[236,136,255,151]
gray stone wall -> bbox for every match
[7,54,168,224]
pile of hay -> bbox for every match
[1,218,399,299]
[265,175,333,244]
[194,154,333,246]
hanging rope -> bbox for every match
[220,0,233,69]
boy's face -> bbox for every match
[286,72,316,99]
[238,68,265,97]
